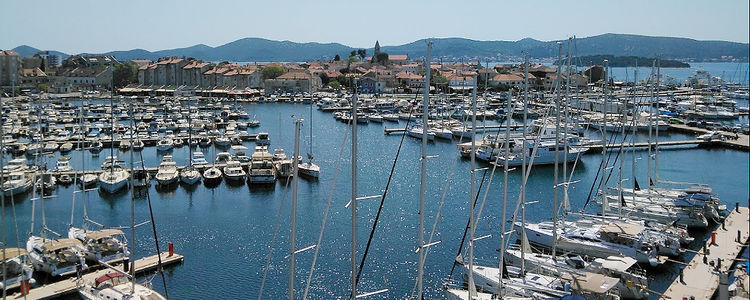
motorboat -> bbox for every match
[223,161,246,182]
[55,157,73,172]
[60,142,74,153]
[26,236,87,277]
[214,136,231,148]
[256,132,270,146]
[192,152,209,166]
[2,172,33,197]
[203,166,222,185]
[155,155,179,185]
[132,168,150,188]
[68,228,129,264]
[156,137,174,151]
[79,174,98,188]
[78,272,166,300]
[248,146,276,184]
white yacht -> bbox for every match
[55,157,73,172]
[180,167,201,185]
[272,148,294,178]
[518,219,661,266]
[223,161,246,182]
[26,236,87,277]
[2,172,33,196]
[68,228,129,264]
[248,146,276,184]
[98,157,129,194]
[155,155,179,185]
[132,168,150,188]
[79,173,98,188]
[0,248,35,290]
[192,152,209,166]
[156,137,173,151]
[494,139,587,167]
[78,272,166,300]
[298,160,320,179]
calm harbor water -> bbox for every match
[2,102,749,299]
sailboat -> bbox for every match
[0,248,35,290]
[180,106,201,185]
[298,98,320,179]
[98,97,129,194]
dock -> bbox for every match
[9,251,184,299]
[662,206,749,299]
[669,124,749,151]
[583,139,705,153]
[384,124,523,135]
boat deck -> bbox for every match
[8,251,184,299]
[663,206,749,299]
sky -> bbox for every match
[1,0,748,54]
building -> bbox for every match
[395,71,424,89]
[489,73,525,89]
[263,71,320,95]
[20,68,48,87]
[358,77,386,94]
[0,50,22,89]
[58,66,112,89]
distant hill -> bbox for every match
[557,55,691,68]
[10,34,748,63]
[11,45,69,59]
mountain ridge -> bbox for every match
[11,33,749,63]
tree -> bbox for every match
[319,73,330,85]
[347,56,359,63]
[37,83,48,92]
[261,65,285,80]
[375,53,389,64]
[357,49,366,60]
[334,54,341,61]
[112,61,138,88]
[350,50,356,58]
[329,80,341,88]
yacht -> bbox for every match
[272,148,294,178]
[155,155,179,185]
[55,157,73,172]
[192,152,209,166]
[0,248,35,290]
[298,160,320,179]
[26,237,87,277]
[494,139,587,167]
[131,139,144,151]
[68,228,129,264]
[132,168,150,188]
[248,146,276,184]
[214,136,231,148]
[203,166,222,186]
[98,157,129,194]
[406,123,434,141]
[3,158,30,173]
[256,132,270,146]
[2,172,33,196]
[78,272,166,300]
[79,173,98,188]
[89,140,103,154]
[156,137,173,151]
[518,219,661,266]
[223,161,246,183]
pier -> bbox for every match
[663,206,749,299]
[9,251,184,299]
[384,124,523,135]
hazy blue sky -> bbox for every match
[2,0,748,54]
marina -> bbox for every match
[0,28,748,299]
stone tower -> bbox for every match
[374,40,381,56]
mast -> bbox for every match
[601,60,609,216]
[350,82,358,299]
[654,58,660,185]
[1,93,6,300]
[466,74,478,297]
[496,90,512,297]
[129,103,135,294]
[289,118,302,300]
[39,104,47,239]
[416,41,431,300]
[648,61,654,189]
[563,37,572,216]
[632,67,638,205]
[520,53,529,275]
[552,42,562,259]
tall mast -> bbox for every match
[601,60,609,216]
[289,119,302,300]
[563,37,572,215]
[496,90,512,297]
[632,67,638,205]
[129,103,136,294]
[416,41,432,299]
[654,58,660,185]
[648,60,655,189]
[552,42,562,259]
[350,82,358,299]
[520,53,529,275]
[1,92,6,300]
[466,74,478,297]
